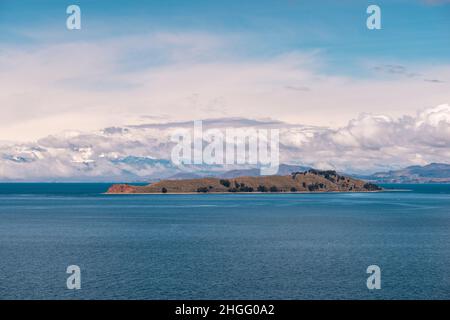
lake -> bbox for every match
[0,183,449,299]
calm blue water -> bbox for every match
[0,183,449,300]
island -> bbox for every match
[106,169,382,194]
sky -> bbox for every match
[0,0,449,179]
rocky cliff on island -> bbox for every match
[107,169,382,194]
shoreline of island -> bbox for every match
[105,190,386,195]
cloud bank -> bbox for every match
[0,104,449,181]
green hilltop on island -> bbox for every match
[107,169,382,194]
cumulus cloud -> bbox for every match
[295,104,450,172]
[0,104,449,181]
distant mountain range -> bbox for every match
[168,163,450,184]
[363,163,450,183]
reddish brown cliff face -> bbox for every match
[107,184,137,194]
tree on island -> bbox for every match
[257,185,268,192]
[219,179,231,187]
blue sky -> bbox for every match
[1,0,449,73]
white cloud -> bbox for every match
[298,104,450,172]
[0,31,449,142]
[0,104,449,181]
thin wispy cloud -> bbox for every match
[1,31,449,142]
